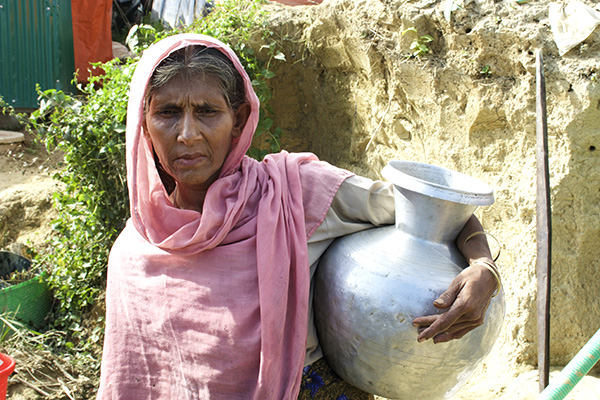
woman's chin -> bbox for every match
[172,171,219,192]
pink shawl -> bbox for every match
[98,34,351,399]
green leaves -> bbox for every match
[125,24,159,54]
[402,27,435,57]
[28,57,135,360]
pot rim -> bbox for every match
[382,160,494,206]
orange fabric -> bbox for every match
[71,0,114,83]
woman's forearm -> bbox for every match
[456,215,495,266]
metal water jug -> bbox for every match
[314,160,505,399]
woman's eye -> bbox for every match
[158,109,177,117]
[197,107,217,115]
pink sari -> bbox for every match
[97,34,351,399]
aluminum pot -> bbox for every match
[314,160,505,399]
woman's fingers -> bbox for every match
[416,316,483,334]
[434,318,484,342]
[413,263,497,343]
[413,294,487,342]
[432,325,480,344]
[414,305,464,342]
[415,314,484,343]
[432,280,463,309]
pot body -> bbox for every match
[313,161,505,399]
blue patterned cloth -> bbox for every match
[297,358,373,400]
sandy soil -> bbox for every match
[0,137,61,252]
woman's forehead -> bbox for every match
[149,76,227,105]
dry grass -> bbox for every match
[0,316,99,400]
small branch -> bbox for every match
[58,378,76,400]
[13,375,52,397]
[53,359,76,381]
[366,102,391,151]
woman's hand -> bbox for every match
[412,262,498,344]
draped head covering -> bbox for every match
[98,34,352,399]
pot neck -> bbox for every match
[382,161,494,244]
[393,186,478,244]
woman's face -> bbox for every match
[144,74,246,194]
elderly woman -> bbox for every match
[98,34,499,399]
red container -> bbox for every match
[0,353,15,400]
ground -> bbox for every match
[0,135,60,252]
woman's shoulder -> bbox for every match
[109,219,151,259]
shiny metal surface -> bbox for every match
[314,161,505,399]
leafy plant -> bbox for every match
[0,96,12,117]
[125,23,160,55]
[0,96,25,131]
[402,27,434,58]
[29,57,134,357]
[480,65,492,77]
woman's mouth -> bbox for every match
[176,153,208,167]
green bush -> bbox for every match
[29,57,134,367]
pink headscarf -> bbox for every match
[98,34,352,399]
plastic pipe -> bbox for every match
[538,328,600,400]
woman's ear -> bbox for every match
[231,103,251,138]
[142,116,151,140]
[142,96,152,139]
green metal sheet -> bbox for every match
[0,0,75,109]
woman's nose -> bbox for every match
[178,110,203,144]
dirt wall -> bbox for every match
[256,0,600,380]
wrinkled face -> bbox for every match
[144,75,245,194]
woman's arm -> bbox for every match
[412,215,500,344]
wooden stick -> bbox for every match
[58,378,76,400]
[53,359,76,381]
[536,49,552,392]
[13,375,52,397]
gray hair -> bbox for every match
[144,45,247,112]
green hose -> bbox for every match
[538,328,600,400]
